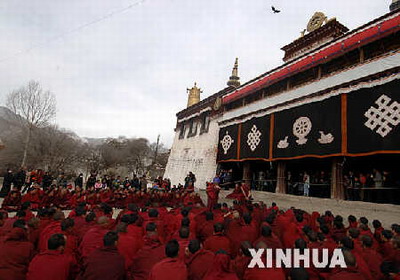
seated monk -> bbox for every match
[185,239,214,280]
[149,239,187,280]
[130,222,166,280]
[226,183,242,200]
[27,233,78,280]
[204,223,231,256]
[79,231,126,280]
[328,249,366,280]
[1,189,21,211]
[203,251,239,280]
[0,221,35,279]
[80,216,110,259]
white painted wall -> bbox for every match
[164,116,220,189]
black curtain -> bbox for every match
[217,124,239,161]
[273,95,342,159]
[239,115,270,160]
[347,79,400,154]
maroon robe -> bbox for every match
[203,254,239,280]
[80,246,125,280]
[27,250,77,280]
[243,267,286,280]
[38,221,62,252]
[0,228,35,280]
[360,247,383,279]
[149,258,187,280]
[204,233,232,255]
[328,267,366,280]
[117,231,144,269]
[129,236,165,280]
[231,254,252,279]
[80,226,109,259]
[186,249,214,280]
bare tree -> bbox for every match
[6,81,56,167]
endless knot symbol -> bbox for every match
[247,125,262,152]
[220,131,234,154]
[364,94,400,137]
[293,117,312,145]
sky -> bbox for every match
[0,0,389,147]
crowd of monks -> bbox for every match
[0,183,399,280]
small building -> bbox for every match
[165,4,400,204]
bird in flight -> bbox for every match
[271,6,281,13]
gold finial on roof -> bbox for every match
[187,82,202,108]
[227,58,240,87]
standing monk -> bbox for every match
[206,182,220,211]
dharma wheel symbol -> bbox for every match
[293,116,312,145]
[220,131,234,154]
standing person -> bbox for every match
[373,168,383,188]
[42,171,53,191]
[303,172,310,197]
[0,168,14,198]
[239,182,252,202]
[185,172,196,189]
[140,175,148,191]
[132,174,140,190]
[79,231,126,280]
[206,182,220,210]
[14,168,26,191]
[75,173,83,189]
[86,173,97,189]
[27,233,77,280]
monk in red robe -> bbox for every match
[204,223,232,255]
[116,222,143,269]
[0,227,35,280]
[130,222,166,280]
[328,249,366,280]
[142,208,166,243]
[231,241,253,279]
[149,240,187,280]
[196,211,215,242]
[253,225,282,250]
[38,211,65,252]
[80,216,110,259]
[203,252,239,280]
[360,235,383,279]
[79,231,126,280]
[185,239,214,280]
[27,233,78,280]
[206,182,220,210]
[1,190,21,211]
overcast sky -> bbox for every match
[0,0,389,146]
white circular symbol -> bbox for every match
[293,116,312,145]
[220,131,234,154]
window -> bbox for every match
[200,112,210,134]
[179,123,186,139]
[187,119,198,138]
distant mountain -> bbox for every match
[0,106,23,138]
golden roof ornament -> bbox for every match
[187,82,202,108]
[307,12,328,32]
[227,58,240,88]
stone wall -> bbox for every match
[164,117,220,189]
[199,190,400,228]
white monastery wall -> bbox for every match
[164,117,220,189]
